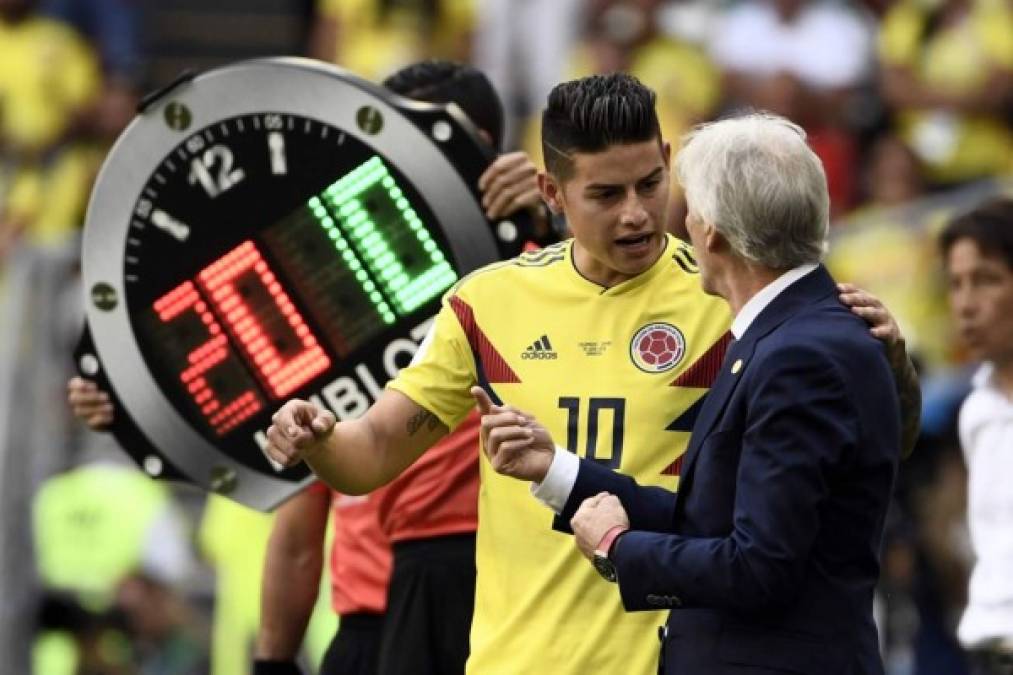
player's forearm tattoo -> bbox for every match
[894,353,922,459]
[406,407,440,436]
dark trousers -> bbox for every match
[376,533,477,675]
[319,613,384,675]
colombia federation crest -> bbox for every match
[630,322,686,373]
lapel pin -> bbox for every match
[731,359,743,374]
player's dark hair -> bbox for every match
[940,198,1013,269]
[383,59,504,151]
[541,73,661,181]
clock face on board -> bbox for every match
[80,59,522,509]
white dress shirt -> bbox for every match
[532,263,820,513]
[957,363,1013,648]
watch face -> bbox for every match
[81,59,514,509]
[593,553,618,583]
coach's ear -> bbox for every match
[702,220,727,254]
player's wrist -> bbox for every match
[532,449,554,483]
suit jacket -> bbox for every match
[558,266,901,675]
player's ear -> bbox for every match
[538,172,565,214]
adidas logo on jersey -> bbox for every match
[522,335,558,360]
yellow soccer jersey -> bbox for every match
[389,235,731,675]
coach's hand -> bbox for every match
[265,399,336,468]
[471,386,555,483]
[572,493,630,560]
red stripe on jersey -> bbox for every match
[661,454,684,477]
[670,332,733,388]
[449,295,521,383]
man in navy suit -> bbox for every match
[474,113,903,674]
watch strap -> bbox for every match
[596,524,629,558]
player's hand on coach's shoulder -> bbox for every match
[265,399,337,468]
[471,386,555,483]
[837,282,922,458]
[67,376,114,430]
[837,283,905,357]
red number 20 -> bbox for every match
[152,240,330,435]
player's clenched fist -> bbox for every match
[265,399,337,468]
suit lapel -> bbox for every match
[676,266,839,494]
[676,338,754,492]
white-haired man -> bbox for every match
[477,113,905,675]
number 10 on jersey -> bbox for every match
[558,397,625,469]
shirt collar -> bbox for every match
[972,363,995,390]
[731,263,819,339]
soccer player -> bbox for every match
[265,73,919,674]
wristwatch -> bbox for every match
[592,525,629,582]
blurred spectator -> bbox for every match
[709,0,877,213]
[858,0,894,18]
[578,0,722,133]
[199,494,336,675]
[940,199,1013,674]
[513,0,720,235]
[827,135,953,368]
[472,0,583,147]
[862,134,927,209]
[31,461,209,674]
[653,0,723,46]
[32,462,190,606]
[574,0,721,235]
[114,571,208,675]
[879,0,1013,186]
[41,0,144,139]
[35,592,133,675]
[910,443,973,675]
[310,0,475,81]
[0,0,101,260]
[41,0,142,86]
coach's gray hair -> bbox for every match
[675,113,829,269]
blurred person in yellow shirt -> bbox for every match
[828,135,953,371]
[310,0,474,81]
[879,0,1013,185]
[0,0,102,259]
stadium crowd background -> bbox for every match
[0,0,1010,673]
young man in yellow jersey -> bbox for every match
[265,74,918,674]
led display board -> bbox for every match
[77,58,530,509]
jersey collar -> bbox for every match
[566,234,675,296]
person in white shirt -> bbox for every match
[940,198,1013,675]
